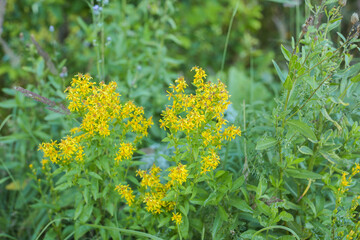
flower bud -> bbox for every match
[338,0,347,7]
[351,13,359,25]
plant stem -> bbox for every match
[221,0,239,72]
[285,73,333,122]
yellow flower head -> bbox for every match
[201,149,220,174]
[115,184,135,206]
[115,143,136,163]
[168,163,188,186]
[136,165,161,189]
[171,212,182,225]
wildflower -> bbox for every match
[93,5,102,15]
[115,143,136,163]
[49,25,54,32]
[171,212,182,225]
[222,125,241,141]
[168,163,188,186]
[115,184,135,206]
[351,13,359,25]
[38,140,58,164]
[341,172,350,187]
[136,165,161,189]
[338,0,346,7]
[201,149,220,174]
[191,66,207,87]
[143,191,165,214]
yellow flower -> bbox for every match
[341,172,350,187]
[115,143,136,163]
[143,191,165,214]
[136,165,161,189]
[201,149,220,174]
[168,163,188,186]
[115,184,135,206]
[171,212,182,225]
[38,140,58,163]
[222,125,241,140]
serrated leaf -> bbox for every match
[287,120,317,142]
[256,137,277,150]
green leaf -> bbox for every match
[351,74,360,83]
[281,44,291,61]
[298,146,313,155]
[279,211,294,222]
[162,190,176,202]
[285,168,322,179]
[179,214,189,239]
[79,204,94,223]
[287,120,317,142]
[272,60,286,83]
[256,137,277,150]
[105,201,115,216]
[203,192,217,206]
[231,176,245,192]
[54,182,70,191]
[218,205,228,221]
[74,222,92,240]
[228,198,253,213]
[0,176,10,185]
[74,202,84,220]
[158,216,171,228]
[88,172,102,180]
[319,150,340,165]
[91,179,99,200]
[284,75,293,90]
[211,211,223,239]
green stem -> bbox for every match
[221,0,239,72]
[285,73,333,122]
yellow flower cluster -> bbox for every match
[38,135,84,166]
[159,67,241,174]
[171,212,182,225]
[65,74,152,138]
[136,165,162,189]
[133,164,188,216]
[168,163,188,186]
[115,143,136,163]
[115,184,135,206]
[39,73,152,167]
[201,149,220,174]
[339,164,360,194]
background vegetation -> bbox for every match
[1,0,360,239]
